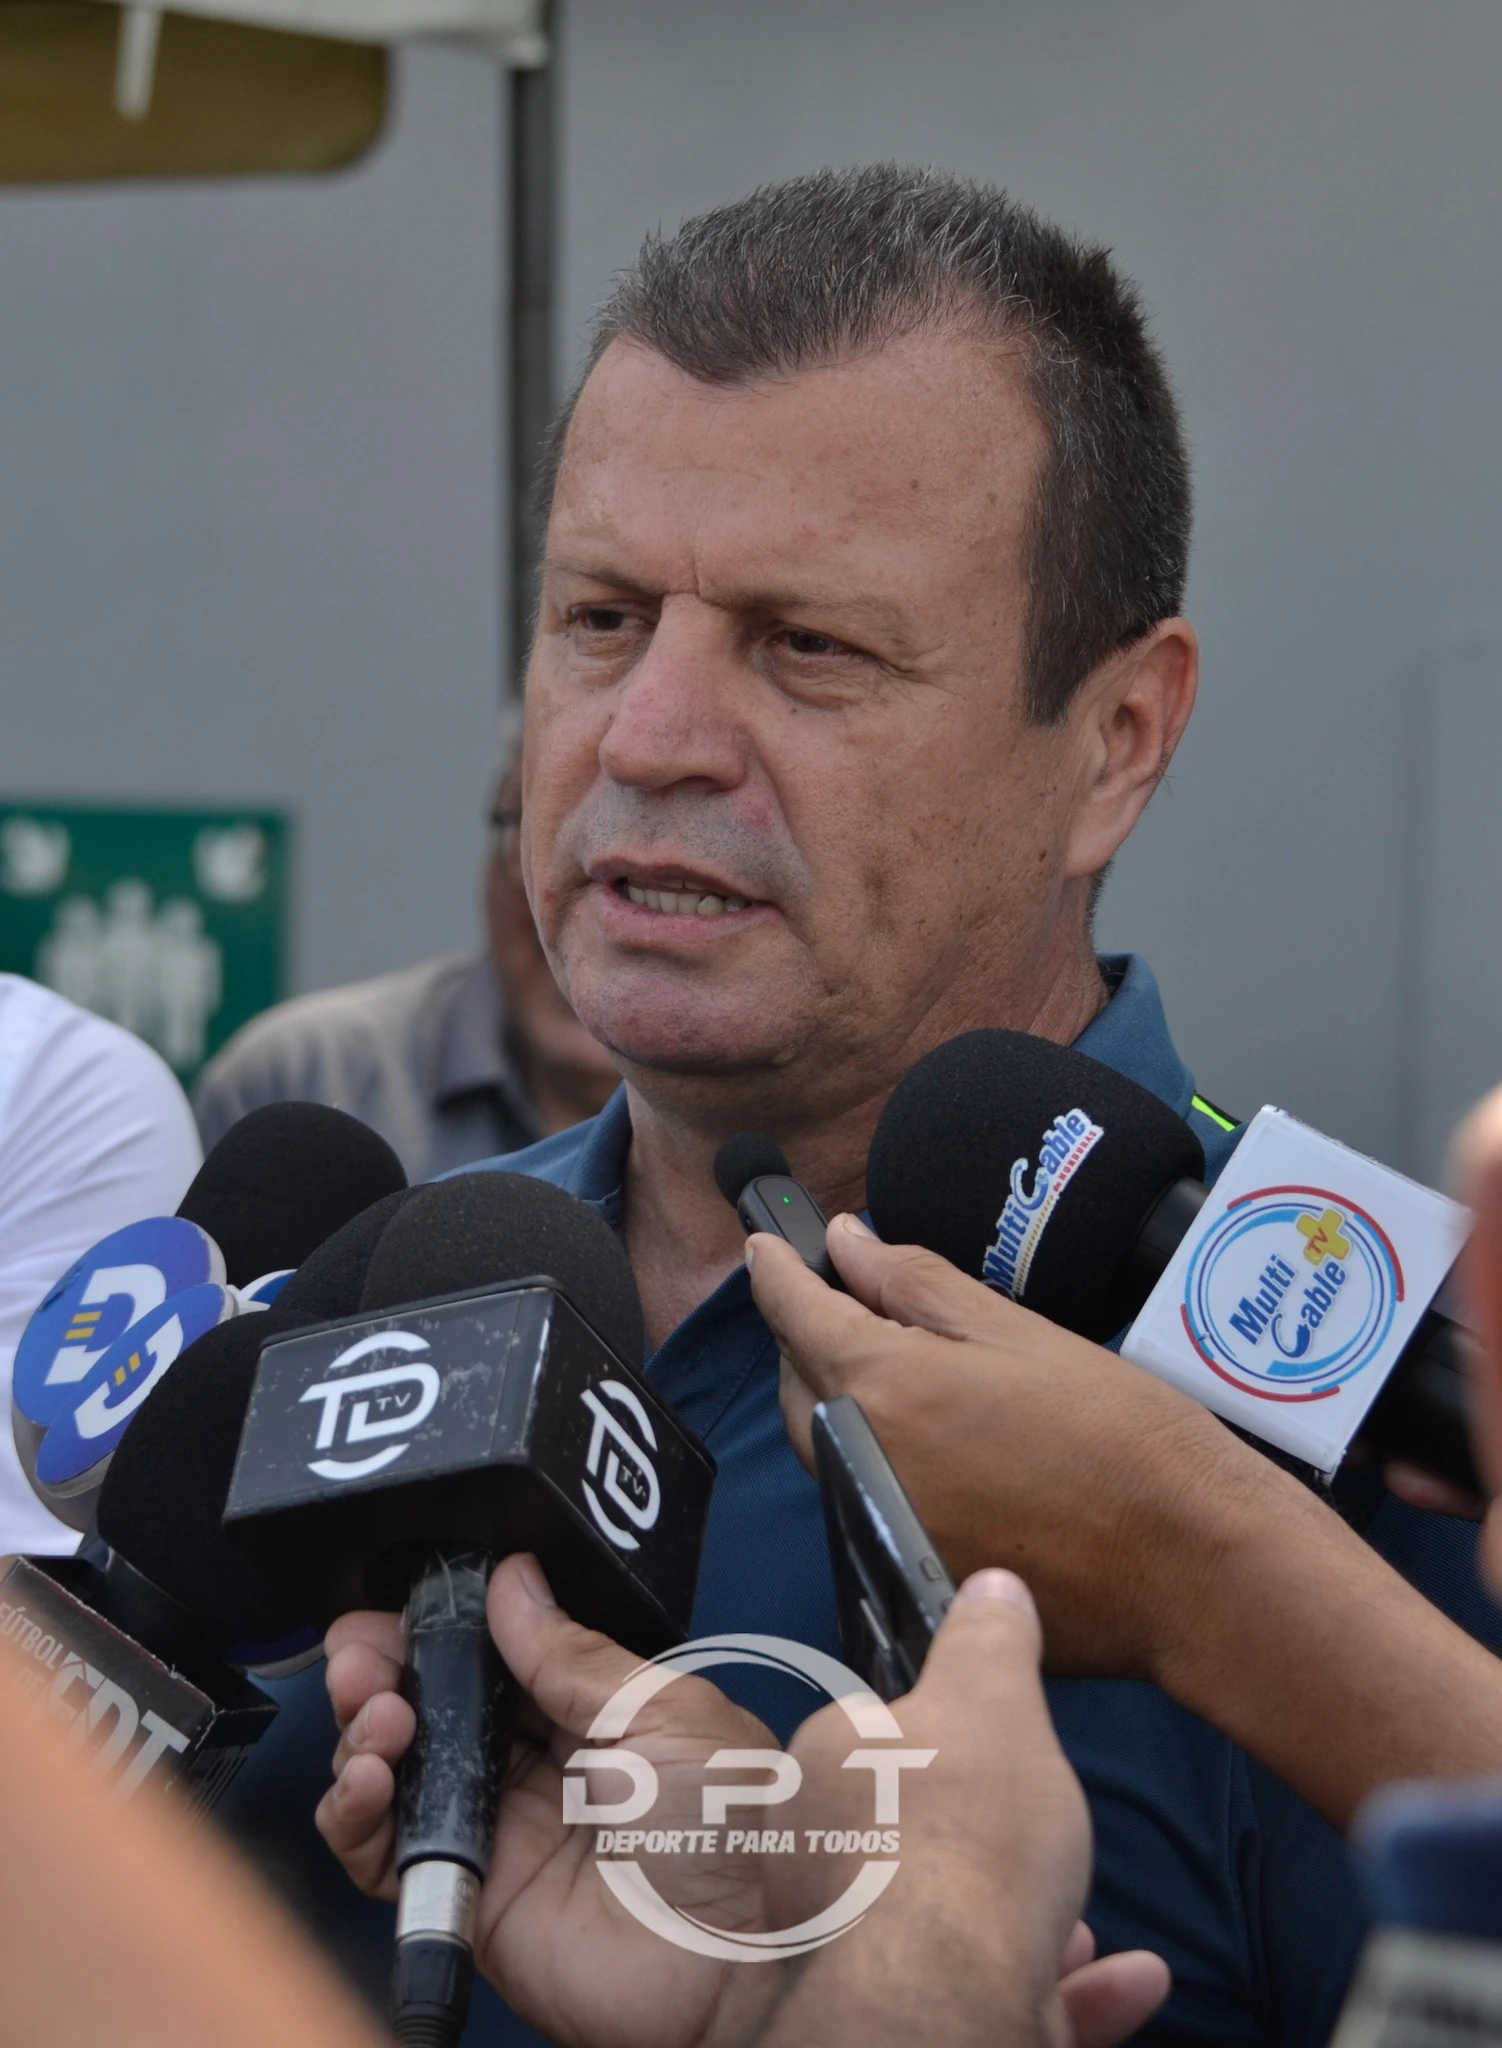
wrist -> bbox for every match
[1131,1414,1298,1700]
[751,1907,1049,2048]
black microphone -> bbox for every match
[223,1171,715,2047]
[713,1133,840,1283]
[176,1101,408,1288]
[0,1180,419,1808]
[866,1030,1477,1492]
[13,1103,409,1529]
[270,1185,417,1325]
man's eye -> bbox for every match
[574,606,632,633]
[780,628,848,658]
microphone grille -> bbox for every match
[713,1133,790,1208]
[177,1102,407,1286]
[868,1029,1205,1341]
[359,1171,645,1372]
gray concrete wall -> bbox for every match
[6,5,1501,1179]
[560,0,1502,1178]
[1,43,505,998]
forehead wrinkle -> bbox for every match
[547,532,930,651]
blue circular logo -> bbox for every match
[13,1218,223,1433]
[1182,1189,1402,1402]
[33,1283,235,1499]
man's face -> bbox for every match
[522,332,1093,1122]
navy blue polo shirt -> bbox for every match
[219,952,1502,2048]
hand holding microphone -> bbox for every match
[223,1171,715,2045]
[320,1554,1168,2048]
[749,1215,1502,1834]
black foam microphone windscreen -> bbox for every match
[176,1104,407,1286]
[95,1314,316,1647]
[866,1030,1205,1342]
[713,1133,791,1207]
[271,1187,415,1325]
[359,1172,645,1371]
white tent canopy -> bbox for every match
[103,0,546,116]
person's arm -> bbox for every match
[0,1642,380,2048]
[318,1555,1167,2048]
[751,1216,1502,1834]
[0,989,201,1555]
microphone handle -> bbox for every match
[392,1547,515,2048]
[1363,1312,1481,1496]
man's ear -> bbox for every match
[1061,619,1199,882]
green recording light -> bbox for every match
[782,1193,792,1203]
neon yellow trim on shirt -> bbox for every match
[1191,1093,1236,1133]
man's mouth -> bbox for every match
[615,877,752,917]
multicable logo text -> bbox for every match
[1181,1189,1402,1401]
[982,1108,1105,1300]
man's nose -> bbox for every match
[598,600,747,794]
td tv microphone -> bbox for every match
[867,1032,1471,1487]
[224,1172,715,2046]
[11,1104,406,1529]
[0,1180,417,1809]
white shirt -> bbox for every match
[0,976,202,1554]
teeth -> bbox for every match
[623,882,749,916]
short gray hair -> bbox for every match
[539,164,1191,724]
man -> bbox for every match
[193,721,618,1181]
[230,164,1500,2044]
[0,973,201,1555]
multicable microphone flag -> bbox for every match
[867,1029,1468,1482]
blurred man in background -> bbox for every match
[194,718,618,1182]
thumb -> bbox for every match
[911,1567,1051,1735]
[745,1230,894,1400]
[825,1216,1013,1345]
[486,1555,656,1740]
[1059,1951,1173,2048]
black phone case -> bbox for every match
[811,1394,955,1700]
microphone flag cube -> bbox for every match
[222,1281,715,1653]
[0,1556,276,1807]
[1124,1107,1467,1476]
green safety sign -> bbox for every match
[0,803,289,1089]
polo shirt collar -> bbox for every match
[433,952,536,1132]
[554,1083,632,1221]
[1074,952,1196,1119]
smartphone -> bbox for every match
[811,1394,956,1700]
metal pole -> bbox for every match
[507,15,555,699]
